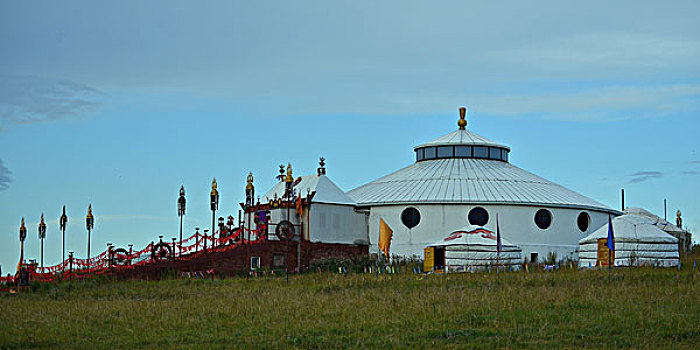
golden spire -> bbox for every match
[458,107,467,130]
[317,156,326,176]
[20,217,25,230]
[211,177,218,196]
[246,172,254,190]
[40,213,45,225]
[87,204,93,219]
[285,163,293,183]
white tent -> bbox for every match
[429,226,521,272]
[578,214,679,268]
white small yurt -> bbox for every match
[425,226,521,272]
[578,214,679,268]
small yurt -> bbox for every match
[578,214,679,268]
[424,226,522,272]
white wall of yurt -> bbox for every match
[428,226,522,272]
[367,203,610,262]
[578,214,679,268]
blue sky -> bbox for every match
[1,1,699,272]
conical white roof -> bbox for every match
[348,158,614,211]
[623,207,685,233]
[430,226,520,250]
[413,129,510,150]
[579,214,678,245]
[262,174,356,206]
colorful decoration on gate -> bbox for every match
[110,247,130,266]
[276,220,295,240]
[151,240,173,261]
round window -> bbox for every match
[468,207,489,226]
[577,212,590,232]
[401,207,421,229]
[534,209,552,230]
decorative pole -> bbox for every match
[68,251,74,279]
[107,243,113,268]
[245,172,255,279]
[285,163,294,284]
[218,217,225,247]
[86,204,94,261]
[59,206,68,270]
[210,178,219,250]
[194,227,200,253]
[178,186,186,256]
[19,218,27,272]
[246,172,255,208]
[38,213,47,270]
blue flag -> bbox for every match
[607,214,615,252]
[496,214,502,255]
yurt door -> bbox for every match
[434,247,445,271]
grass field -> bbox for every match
[1,266,699,349]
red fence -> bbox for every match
[2,225,270,286]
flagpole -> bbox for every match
[607,214,614,276]
[376,219,380,281]
[496,214,500,278]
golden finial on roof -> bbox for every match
[40,213,45,225]
[458,107,467,130]
[87,204,93,219]
[211,177,218,196]
[19,217,26,241]
[285,163,293,183]
[246,172,254,190]
[318,156,326,176]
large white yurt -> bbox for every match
[348,107,619,262]
[578,214,679,268]
[425,226,521,272]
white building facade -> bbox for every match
[347,108,620,263]
[260,171,369,246]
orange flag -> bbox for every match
[378,218,393,260]
[295,194,303,217]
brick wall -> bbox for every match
[108,241,368,280]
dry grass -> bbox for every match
[1,266,699,349]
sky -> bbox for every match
[1,1,699,273]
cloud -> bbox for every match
[470,84,700,121]
[627,171,663,183]
[0,160,11,191]
[0,75,102,130]
[500,33,700,72]
[681,170,698,175]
